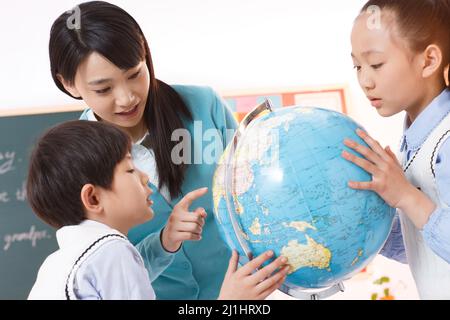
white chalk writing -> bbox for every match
[16,181,26,202]
[0,191,9,203]
[3,225,52,251]
[0,151,15,175]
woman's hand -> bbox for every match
[161,187,208,252]
[218,250,290,300]
[342,129,435,228]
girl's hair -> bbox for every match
[49,1,192,198]
[361,0,450,88]
[27,121,132,228]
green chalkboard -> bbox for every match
[0,108,82,299]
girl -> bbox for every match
[48,1,284,299]
[345,0,450,299]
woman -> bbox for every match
[48,1,288,299]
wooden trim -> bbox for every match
[220,84,349,114]
[220,84,348,97]
[0,104,86,117]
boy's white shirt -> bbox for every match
[28,220,155,300]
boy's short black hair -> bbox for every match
[27,120,132,228]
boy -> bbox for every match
[27,121,288,300]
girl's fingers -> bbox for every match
[348,180,374,191]
[385,146,401,167]
[356,129,390,161]
[343,139,381,165]
[342,150,378,175]
[249,256,288,284]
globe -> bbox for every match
[212,102,395,297]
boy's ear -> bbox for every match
[421,44,443,79]
[56,74,82,98]
[80,184,104,219]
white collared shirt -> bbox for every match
[71,220,155,300]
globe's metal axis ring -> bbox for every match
[222,99,346,300]
[223,98,274,261]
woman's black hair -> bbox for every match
[27,121,132,229]
[361,0,450,89]
[49,1,192,198]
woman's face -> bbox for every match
[61,52,150,137]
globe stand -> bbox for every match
[279,282,345,300]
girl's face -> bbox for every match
[351,12,426,118]
[62,52,150,139]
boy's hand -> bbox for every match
[161,187,208,252]
[218,250,290,300]
[342,129,435,228]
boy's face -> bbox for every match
[99,153,154,234]
[351,11,425,118]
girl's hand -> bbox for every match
[342,128,412,208]
[342,129,435,228]
[218,250,290,300]
[161,187,208,252]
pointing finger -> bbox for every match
[176,187,208,210]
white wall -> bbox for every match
[0,0,413,299]
[0,0,404,147]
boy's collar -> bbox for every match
[79,219,111,229]
[56,219,125,249]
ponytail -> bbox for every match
[49,1,193,198]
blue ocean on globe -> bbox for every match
[212,105,395,290]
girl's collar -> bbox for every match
[402,89,450,151]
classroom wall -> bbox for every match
[0,0,415,299]
[0,0,404,146]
